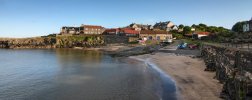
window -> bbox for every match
[148,36,153,40]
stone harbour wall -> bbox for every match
[201,44,252,100]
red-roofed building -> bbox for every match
[103,28,120,35]
[119,28,140,37]
[192,32,210,39]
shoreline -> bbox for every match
[132,52,223,100]
[129,56,179,100]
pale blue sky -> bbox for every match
[0,0,251,37]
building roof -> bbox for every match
[120,28,139,34]
[62,26,80,29]
[81,25,104,29]
[153,21,172,27]
[104,28,119,32]
[196,32,210,35]
[249,19,252,23]
[140,30,170,34]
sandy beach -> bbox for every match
[132,45,223,100]
[79,42,223,99]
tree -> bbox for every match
[191,24,196,28]
[232,21,245,33]
[199,23,207,28]
[183,26,192,34]
[206,26,216,33]
[197,23,207,32]
[178,24,184,29]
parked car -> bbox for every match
[188,44,198,49]
[177,43,187,49]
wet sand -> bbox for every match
[78,43,134,52]
[133,48,223,100]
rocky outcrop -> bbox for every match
[201,44,252,100]
[56,35,105,48]
[0,37,56,48]
[0,35,106,49]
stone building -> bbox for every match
[60,25,105,35]
[128,23,152,31]
[60,27,81,34]
[153,21,177,31]
[80,25,105,34]
[139,30,172,41]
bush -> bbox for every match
[145,40,159,45]
[128,41,139,44]
[172,32,184,39]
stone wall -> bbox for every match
[103,35,129,44]
[201,44,252,100]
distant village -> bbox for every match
[59,21,180,43]
[58,18,252,43]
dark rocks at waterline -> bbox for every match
[0,35,106,49]
[0,41,9,48]
[201,44,252,100]
[0,35,134,49]
[0,37,56,49]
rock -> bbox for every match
[201,44,252,99]
[0,37,56,48]
[110,45,160,57]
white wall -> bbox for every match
[243,23,250,32]
[198,34,208,39]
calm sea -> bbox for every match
[0,49,176,100]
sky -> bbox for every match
[0,0,251,37]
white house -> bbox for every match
[171,25,178,31]
[191,28,196,31]
[243,23,250,32]
[193,32,210,39]
[243,18,252,32]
